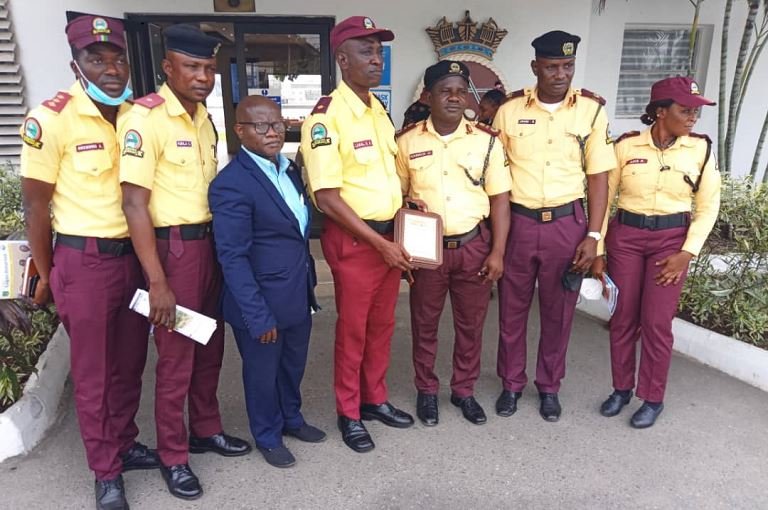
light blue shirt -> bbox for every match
[243,147,309,236]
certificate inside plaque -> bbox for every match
[394,208,443,269]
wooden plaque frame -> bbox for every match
[394,208,443,270]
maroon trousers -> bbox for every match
[50,241,149,480]
[154,232,225,466]
[410,225,492,398]
[320,220,401,419]
[497,201,587,393]
[605,218,690,403]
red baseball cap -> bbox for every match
[66,15,126,50]
[650,76,715,107]
[330,16,394,53]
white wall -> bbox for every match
[11,0,768,176]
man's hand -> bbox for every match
[32,279,52,306]
[405,197,429,212]
[259,327,278,343]
[590,256,606,282]
[378,240,414,271]
[479,251,504,283]
[572,236,598,272]
[148,280,176,331]
[655,251,693,287]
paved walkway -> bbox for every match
[1,249,767,509]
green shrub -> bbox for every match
[0,303,58,412]
[679,177,768,347]
[0,164,23,238]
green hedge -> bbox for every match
[679,177,768,348]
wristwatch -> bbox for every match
[587,231,602,241]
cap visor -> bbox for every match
[676,95,716,107]
[72,37,126,50]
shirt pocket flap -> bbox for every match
[408,151,435,171]
[165,147,194,167]
[72,147,113,177]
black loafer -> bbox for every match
[189,432,252,457]
[416,393,439,426]
[600,390,633,417]
[630,402,664,429]
[95,475,128,510]
[495,390,522,417]
[450,395,487,425]
[120,441,160,471]
[256,444,296,468]
[338,416,375,453]
[360,401,414,428]
[539,392,561,422]
[283,423,327,443]
[159,463,202,501]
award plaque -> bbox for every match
[394,208,443,269]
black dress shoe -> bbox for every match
[416,393,439,426]
[450,395,487,425]
[630,402,664,429]
[539,392,561,422]
[189,432,252,457]
[600,390,633,417]
[159,464,202,501]
[337,416,375,453]
[360,402,414,428]
[495,390,522,417]
[95,475,128,510]
[256,444,296,468]
[283,423,327,443]
[120,442,160,471]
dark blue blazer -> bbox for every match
[209,149,318,339]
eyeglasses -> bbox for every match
[237,121,288,134]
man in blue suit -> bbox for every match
[209,96,324,468]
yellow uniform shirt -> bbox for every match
[493,87,617,209]
[599,128,721,256]
[20,82,130,238]
[300,81,401,221]
[118,84,218,227]
[395,118,512,236]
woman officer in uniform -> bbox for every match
[591,76,721,429]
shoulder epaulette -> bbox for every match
[395,120,420,138]
[473,122,499,137]
[311,96,332,115]
[506,89,525,101]
[41,91,72,113]
[689,132,712,143]
[132,93,165,109]
[614,131,641,144]
[579,88,607,106]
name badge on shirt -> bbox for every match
[409,150,432,160]
[353,139,374,150]
[176,140,193,148]
[518,119,536,125]
[626,158,648,165]
[76,142,105,152]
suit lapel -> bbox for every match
[237,150,302,236]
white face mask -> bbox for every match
[73,60,133,106]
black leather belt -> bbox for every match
[363,219,395,235]
[511,201,575,223]
[56,234,134,256]
[618,210,690,230]
[444,224,481,249]
[155,222,213,240]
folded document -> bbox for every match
[129,289,217,345]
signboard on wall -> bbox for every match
[372,44,392,114]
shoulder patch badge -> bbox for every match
[506,89,525,100]
[132,93,165,109]
[122,129,144,158]
[605,124,614,145]
[310,122,331,149]
[41,91,72,113]
[580,88,607,106]
[614,131,641,144]
[311,96,332,115]
[21,117,43,149]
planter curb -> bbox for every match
[0,324,70,463]
[576,299,768,393]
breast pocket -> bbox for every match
[564,131,590,167]
[71,149,113,195]
[408,153,437,190]
[505,124,537,159]
[457,152,487,190]
[165,147,201,190]
[669,165,699,199]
